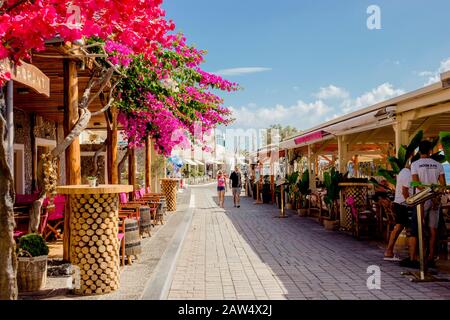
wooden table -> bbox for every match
[160,179,179,212]
[56,184,133,295]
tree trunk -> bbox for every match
[0,87,18,300]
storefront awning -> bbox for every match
[184,159,197,165]
[294,130,327,145]
[195,160,205,165]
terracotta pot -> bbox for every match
[297,208,308,216]
[286,203,293,210]
[323,219,339,231]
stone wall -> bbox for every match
[81,144,107,184]
[14,110,58,194]
[14,109,32,194]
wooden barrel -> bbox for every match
[124,219,141,256]
[139,207,152,236]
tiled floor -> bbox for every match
[168,185,450,300]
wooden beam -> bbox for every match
[145,136,152,190]
[63,59,80,262]
[128,147,136,200]
[409,116,436,141]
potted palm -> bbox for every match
[323,168,343,230]
[297,170,310,216]
[285,172,299,210]
[17,233,49,292]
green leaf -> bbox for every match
[387,156,401,173]
[439,131,450,163]
[377,168,396,186]
[406,130,423,160]
[397,145,407,167]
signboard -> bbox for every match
[0,59,50,97]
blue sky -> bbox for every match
[163,0,450,130]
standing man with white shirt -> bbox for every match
[402,140,446,268]
[383,164,412,261]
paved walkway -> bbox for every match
[168,185,450,300]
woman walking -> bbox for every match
[217,170,227,208]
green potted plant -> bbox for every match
[285,172,299,210]
[323,168,344,230]
[262,175,272,203]
[17,233,49,292]
[297,170,310,216]
[87,175,98,187]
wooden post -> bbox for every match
[307,145,315,191]
[128,147,136,200]
[145,136,152,191]
[337,135,347,229]
[107,106,119,184]
[63,59,80,262]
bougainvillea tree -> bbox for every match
[115,34,238,156]
[0,0,177,300]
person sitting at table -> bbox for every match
[383,163,412,261]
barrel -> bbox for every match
[139,207,152,236]
[124,219,141,256]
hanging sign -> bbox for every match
[0,59,50,97]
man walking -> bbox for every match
[230,166,242,208]
[401,140,446,268]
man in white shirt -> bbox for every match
[404,140,446,268]
[383,165,412,261]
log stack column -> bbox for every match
[56,184,133,295]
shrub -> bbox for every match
[18,233,49,257]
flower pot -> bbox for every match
[297,208,308,217]
[286,203,293,210]
[17,255,48,292]
[88,179,97,187]
[323,219,339,231]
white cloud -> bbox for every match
[418,71,434,77]
[419,57,450,85]
[314,85,349,100]
[229,83,404,131]
[230,100,331,130]
[215,67,272,76]
[340,83,404,114]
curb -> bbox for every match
[140,194,195,300]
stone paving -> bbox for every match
[21,188,191,300]
[168,185,450,300]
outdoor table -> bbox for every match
[160,178,179,212]
[339,182,373,231]
[56,184,133,295]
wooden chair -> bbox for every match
[14,210,48,240]
[43,195,66,241]
[134,188,164,225]
[345,196,376,240]
[377,197,396,242]
[118,215,126,266]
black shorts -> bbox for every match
[217,186,225,192]
[393,202,411,226]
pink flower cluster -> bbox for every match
[104,40,133,67]
[0,0,175,85]
[196,69,239,92]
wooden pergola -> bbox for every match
[11,43,155,260]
